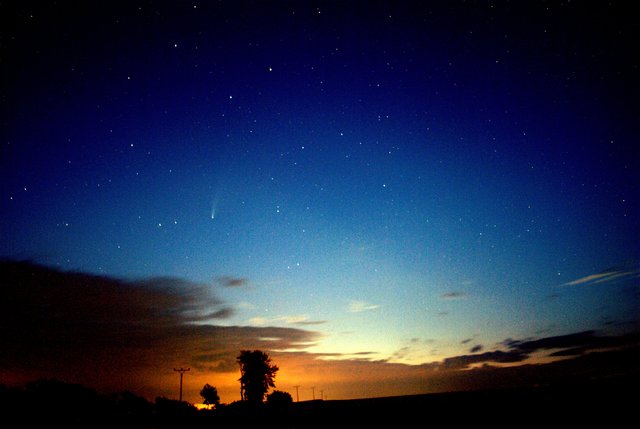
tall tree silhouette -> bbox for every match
[237,350,279,403]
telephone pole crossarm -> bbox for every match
[173,367,190,402]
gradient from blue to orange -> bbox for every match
[1,1,638,403]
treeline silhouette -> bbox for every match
[0,377,297,429]
[2,374,636,428]
[2,347,638,428]
[0,349,296,428]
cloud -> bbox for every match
[548,347,588,357]
[562,265,639,286]
[348,300,380,313]
[244,315,327,327]
[440,292,467,300]
[506,331,598,353]
[248,317,268,326]
[0,260,320,396]
[275,315,327,326]
[351,351,378,356]
[390,346,411,361]
[276,315,309,324]
[236,301,256,310]
[0,261,232,335]
[293,319,327,326]
[196,307,235,320]
[441,350,527,370]
[315,350,381,362]
[218,276,249,287]
[505,330,640,356]
[440,330,640,371]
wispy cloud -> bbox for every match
[316,350,381,362]
[236,301,256,310]
[274,315,327,326]
[275,315,309,324]
[505,330,599,353]
[440,292,467,300]
[348,300,380,313]
[442,350,527,370]
[562,266,639,286]
[469,344,483,353]
[194,308,235,321]
[247,316,268,326]
[218,276,249,287]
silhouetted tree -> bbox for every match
[237,350,279,403]
[200,383,220,409]
[266,390,293,407]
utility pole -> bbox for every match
[293,385,300,402]
[173,368,190,401]
[320,390,324,401]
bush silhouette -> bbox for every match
[200,383,220,409]
[266,390,293,408]
[154,397,198,428]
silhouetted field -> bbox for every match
[1,373,636,428]
[291,377,637,427]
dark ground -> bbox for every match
[2,372,636,428]
[289,376,637,427]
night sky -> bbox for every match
[1,1,638,403]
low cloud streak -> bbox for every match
[562,265,639,286]
[218,276,249,287]
[440,292,467,300]
[348,300,380,313]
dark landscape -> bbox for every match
[2,366,637,428]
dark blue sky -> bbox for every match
[1,1,638,401]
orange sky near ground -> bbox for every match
[82,345,635,405]
[93,354,444,404]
